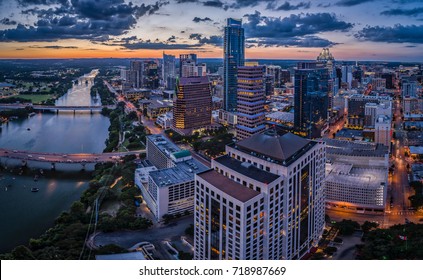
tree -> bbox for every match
[10,245,35,260]
[334,219,360,236]
[361,221,379,232]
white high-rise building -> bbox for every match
[194,131,326,260]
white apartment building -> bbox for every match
[194,131,326,260]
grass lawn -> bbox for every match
[16,94,55,104]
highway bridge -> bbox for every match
[0,104,116,112]
[0,148,145,167]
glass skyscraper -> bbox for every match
[224,18,244,112]
[294,66,329,139]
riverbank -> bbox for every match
[0,104,151,259]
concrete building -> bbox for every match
[194,131,326,260]
[324,138,389,212]
[346,94,391,129]
[140,135,208,220]
[236,65,266,140]
[375,115,391,147]
[402,81,417,98]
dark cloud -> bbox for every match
[203,0,224,8]
[193,17,212,23]
[247,36,336,48]
[1,0,168,42]
[176,0,197,3]
[29,45,79,49]
[335,0,375,6]
[167,35,176,42]
[242,11,351,48]
[243,11,353,38]
[121,41,201,50]
[268,1,311,11]
[381,7,423,17]
[189,33,223,46]
[0,18,17,25]
[17,0,69,6]
[355,24,423,44]
[317,3,331,8]
[230,0,273,8]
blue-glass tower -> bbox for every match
[224,18,244,112]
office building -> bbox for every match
[224,18,245,111]
[173,76,212,133]
[346,94,391,129]
[402,81,417,98]
[180,53,197,76]
[194,131,326,260]
[129,60,143,88]
[341,65,353,89]
[236,66,266,140]
[324,139,389,212]
[374,115,391,147]
[138,135,208,219]
[294,67,329,138]
[163,53,176,90]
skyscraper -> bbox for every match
[294,67,329,139]
[179,53,197,77]
[224,18,245,111]
[194,131,326,260]
[173,76,212,133]
[129,60,143,88]
[163,53,176,90]
[236,66,266,140]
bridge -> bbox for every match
[0,104,116,113]
[0,148,145,168]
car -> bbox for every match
[38,156,45,160]
[66,159,73,163]
[28,155,33,158]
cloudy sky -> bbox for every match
[0,0,422,61]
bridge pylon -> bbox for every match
[51,162,56,170]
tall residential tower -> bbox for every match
[224,18,245,112]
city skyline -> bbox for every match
[0,0,422,61]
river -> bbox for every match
[0,71,110,253]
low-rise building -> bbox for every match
[140,135,208,220]
[324,138,389,212]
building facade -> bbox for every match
[294,67,329,138]
[194,131,326,260]
[163,53,176,90]
[173,76,212,132]
[236,65,266,140]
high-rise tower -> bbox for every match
[224,18,245,112]
[236,65,266,140]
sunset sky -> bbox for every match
[0,0,422,61]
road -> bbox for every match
[94,215,193,259]
[390,98,412,215]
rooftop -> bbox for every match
[149,158,208,187]
[197,169,261,203]
[214,155,281,184]
[147,134,180,156]
[326,162,386,188]
[233,131,315,165]
[324,138,388,157]
[179,76,209,86]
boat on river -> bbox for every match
[31,187,39,192]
